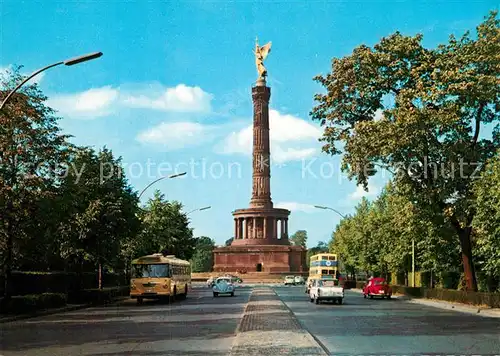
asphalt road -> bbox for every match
[1,285,499,355]
[0,286,250,356]
[276,286,500,355]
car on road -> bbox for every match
[363,277,392,299]
[224,274,243,284]
[309,278,344,304]
[212,277,235,297]
[284,275,295,285]
[294,276,305,284]
[305,277,313,293]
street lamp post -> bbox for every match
[186,206,211,215]
[0,52,103,110]
[138,172,186,200]
[314,205,346,219]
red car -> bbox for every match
[363,277,392,299]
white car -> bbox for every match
[212,277,235,297]
[284,275,295,285]
[294,276,305,284]
[309,278,344,304]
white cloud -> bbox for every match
[349,182,380,200]
[47,83,212,119]
[220,109,322,163]
[47,86,119,119]
[122,84,212,113]
[136,121,215,150]
[275,202,317,213]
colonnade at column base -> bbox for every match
[230,207,291,246]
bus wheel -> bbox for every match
[136,298,143,305]
[170,287,177,303]
[184,285,188,298]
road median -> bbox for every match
[229,287,328,355]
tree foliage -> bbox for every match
[473,151,500,280]
[0,66,70,296]
[331,182,461,284]
[311,11,500,291]
[290,230,308,248]
[0,67,198,295]
[129,190,196,260]
[190,236,215,273]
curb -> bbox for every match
[407,298,500,318]
[0,296,129,324]
[350,289,500,318]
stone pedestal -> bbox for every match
[213,245,307,273]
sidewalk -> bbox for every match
[350,288,500,318]
[229,287,328,355]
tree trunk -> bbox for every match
[457,226,478,292]
[98,263,102,290]
[3,202,14,300]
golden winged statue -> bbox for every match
[254,37,272,79]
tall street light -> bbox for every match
[314,205,346,219]
[0,52,103,110]
[186,206,211,215]
[138,172,186,200]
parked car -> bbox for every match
[207,277,215,288]
[213,277,235,297]
[224,274,243,283]
[309,278,344,304]
[363,277,392,299]
[305,277,313,293]
[294,276,305,284]
[284,275,295,285]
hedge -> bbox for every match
[0,293,67,314]
[0,271,128,296]
[67,286,130,305]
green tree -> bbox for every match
[190,236,215,272]
[57,147,140,289]
[473,151,500,284]
[130,190,196,260]
[0,66,70,297]
[311,12,500,291]
[306,241,329,267]
[290,230,307,248]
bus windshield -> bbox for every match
[132,264,170,278]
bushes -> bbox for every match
[0,271,130,315]
[423,288,500,308]
[0,293,67,314]
[388,285,500,308]
[0,271,128,296]
[68,286,130,305]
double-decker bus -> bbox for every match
[130,253,191,304]
[308,253,340,279]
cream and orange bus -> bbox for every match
[130,253,191,304]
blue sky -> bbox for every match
[1,0,497,247]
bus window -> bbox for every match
[133,264,171,278]
[321,269,328,274]
[328,256,336,260]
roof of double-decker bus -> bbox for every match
[131,253,190,265]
